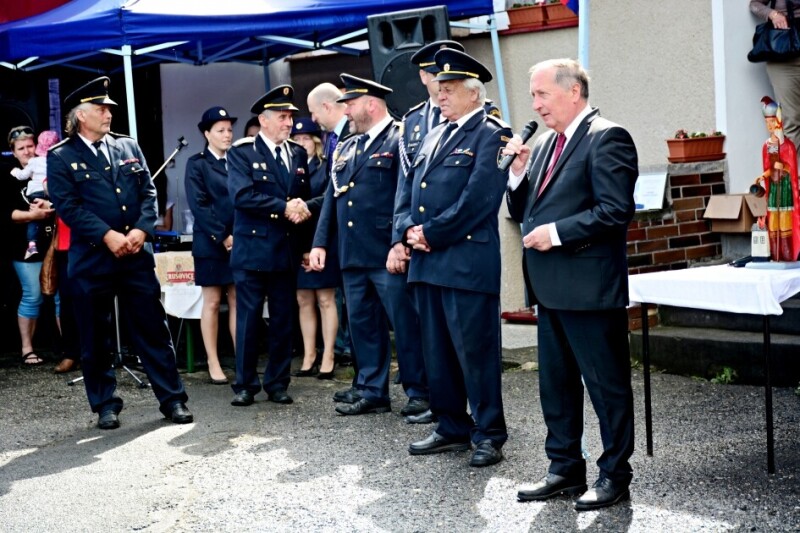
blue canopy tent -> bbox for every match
[0,0,508,136]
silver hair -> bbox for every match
[529,58,590,99]
[65,103,92,137]
[463,77,487,103]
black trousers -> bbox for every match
[537,304,634,484]
[72,269,187,415]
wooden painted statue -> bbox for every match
[757,97,800,261]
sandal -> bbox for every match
[21,351,44,366]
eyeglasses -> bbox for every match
[9,126,34,142]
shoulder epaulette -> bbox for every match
[232,136,255,148]
[49,138,70,151]
[485,114,510,130]
[402,101,425,118]
[108,131,131,139]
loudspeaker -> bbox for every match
[367,6,450,119]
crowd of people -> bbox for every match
[4,43,641,511]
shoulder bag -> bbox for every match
[748,0,800,62]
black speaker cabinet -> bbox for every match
[367,6,450,119]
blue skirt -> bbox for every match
[194,256,234,287]
[297,245,341,290]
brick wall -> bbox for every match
[627,161,727,275]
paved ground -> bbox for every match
[1,323,799,532]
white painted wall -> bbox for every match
[713,0,775,192]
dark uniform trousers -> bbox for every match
[73,270,187,416]
[232,269,295,395]
[412,284,506,445]
[341,268,427,403]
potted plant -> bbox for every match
[506,2,547,28]
[543,0,579,25]
[666,129,726,163]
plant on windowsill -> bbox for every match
[543,0,579,25]
[666,129,726,163]
[506,2,547,28]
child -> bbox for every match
[11,130,60,260]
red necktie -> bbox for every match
[538,133,566,196]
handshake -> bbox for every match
[284,198,311,224]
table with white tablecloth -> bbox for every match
[629,264,800,473]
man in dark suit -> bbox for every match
[227,85,311,407]
[505,58,638,510]
[48,77,192,430]
[309,74,428,417]
[394,49,512,467]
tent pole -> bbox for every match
[487,15,510,122]
[122,45,138,139]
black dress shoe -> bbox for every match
[291,366,317,377]
[97,411,120,430]
[517,473,588,502]
[400,397,430,416]
[333,386,361,404]
[167,402,194,424]
[316,370,335,380]
[408,432,470,455]
[267,389,293,404]
[405,409,437,424]
[470,439,503,467]
[231,390,255,407]
[574,477,630,511]
[335,397,391,415]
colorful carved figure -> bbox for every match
[758,97,800,261]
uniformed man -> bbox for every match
[309,74,429,417]
[48,77,192,430]
[400,40,503,179]
[227,85,311,407]
[394,50,512,467]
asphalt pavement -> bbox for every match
[1,323,799,532]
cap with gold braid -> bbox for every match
[410,40,464,74]
[336,73,393,102]
[434,49,493,84]
[64,76,118,110]
[249,85,300,114]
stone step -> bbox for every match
[658,299,800,335]
[630,325,800,386]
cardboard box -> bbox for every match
[703,194,767,233]
[154,251,195,286]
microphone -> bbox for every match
[498,120,538,172]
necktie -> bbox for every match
[221,157,227,172]
[433,122,458,158]
[325,131,339,173]
[354,133,369,164]
[275,145,290,182]
[538,133,566,196]
[92,140,110,171]
[430,106,441,130]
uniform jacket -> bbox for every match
[184,149,234,260]
[399,99,501,177]
[227,135,311,271]
[313,120,399,269]
[506,108,638,310]
[47,133,157,278]
[394,110,512,295]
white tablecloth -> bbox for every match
[629,264,800,316]
[162,286,268,319]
